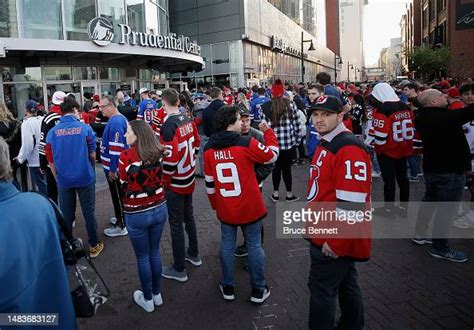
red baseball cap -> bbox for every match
[447,87,460,98]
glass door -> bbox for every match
[81,81,98,108]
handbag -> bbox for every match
[38,193,110,318]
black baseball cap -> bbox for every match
[309,95,343,113]
[240,107,250,117]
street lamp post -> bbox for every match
[334,53,342,83]
[301,31,316,83]
[347,62,354,81]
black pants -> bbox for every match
[165,189,199,272]
[272,147,295,192]
[45,167,58,203]
[308,245,364,330]
[107,176,125,228]
[12,161,28,192]
[377,154,409,208]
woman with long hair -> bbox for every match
[0,102,23,189]
[261,79,302,202]
[119,120,167,313]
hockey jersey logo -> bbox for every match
[307,165,320,202]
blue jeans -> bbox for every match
[58,182,98,246]
[407,155,421,178]
[220,221,265,290]
[29,166,47,195]
[369,148,380,173]
[126,203,168,301]
[415,172,465,251]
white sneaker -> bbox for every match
[110,217,117,225]
[372,171,381,178]
[72,220,76,228]
[153,293,163,306]
[133,290,154,312]
[453,214,474,229]
[104,225,128,237]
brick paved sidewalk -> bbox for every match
[76,163,474,329]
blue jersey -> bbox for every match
[250,96,270,122]
[101,114,128,174]
[46,115,96,189]
[138,99,157,124]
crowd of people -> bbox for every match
[0,72,473,329]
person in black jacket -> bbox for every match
[202,87,225,138]
[413,88,474,263]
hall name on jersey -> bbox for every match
[179,123,194,137]
[214,150,234,160]
[394,111,411,121]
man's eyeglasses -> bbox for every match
[99,104,112,110]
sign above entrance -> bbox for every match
[87,17,201,56]
[271,36,307,58]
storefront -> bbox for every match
[0,0,203,118]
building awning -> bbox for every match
[0,38,204,73]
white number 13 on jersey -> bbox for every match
[344,160,367,181]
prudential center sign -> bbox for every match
[87,17,201,56]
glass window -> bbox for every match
[3,83,43,119]
[44,67,73,80]
[98,0,126,43]
[158,8,168,34]
[73,67,97,80]
[19,0,63,39]
[100,68,119,80]
[127,0,145,32]
[125,68,137,78]
[0,0,18,37]
[64,0,96,41]
[211,43,230,75]
[2,67,42,82]
[139,69,151,80]
[101,83,119,96]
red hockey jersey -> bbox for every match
[160,112,200,195]
[307,123,372,261]
[369,102,414,159]
[151,107,168,137]
[204,129,279,225]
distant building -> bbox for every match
[400,0,474,79]
[169,0,343,87]
[365,67,386,81]
[339,0,368,82]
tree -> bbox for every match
[406,46,450,80]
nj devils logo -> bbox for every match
[307,165,320,202]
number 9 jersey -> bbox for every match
[369,102,415,159]
[203,129,279,225]
[160,113,201,195]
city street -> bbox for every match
[77,163,474,330]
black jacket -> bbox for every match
[202,99,225,137]
[415,104,474,174]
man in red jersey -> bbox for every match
[369,82,414,218]
[306,95,371,330]
[204,106,278,304]
[160,88,201,283]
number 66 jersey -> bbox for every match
[204,129,279,225]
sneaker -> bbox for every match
[285,195,300,202]
[185,253,203,267]
[104,225,128,237]
[234,244,248,258]
[409,176,420,183]
[250,286,271,304]
[219,284,235,301]
[161,265,188,282]
[89,241,104,258]
[428,248,468,263]
[133,290,154,313]
[72,220,76,228]
[110,217,117,225]
[270,194,279,202]
[372,171,381,178]
[396,206,408,218]
[152,293,163,306]
[373,207,395,219]
[411,236,433,245]
[453,215,474,229]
